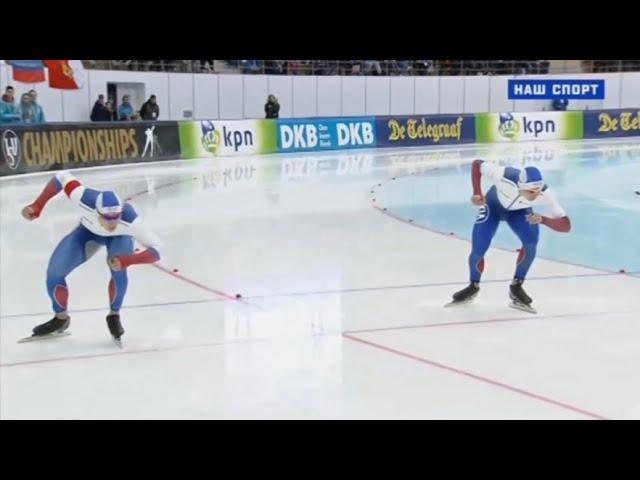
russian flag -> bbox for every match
[6,60,46,83]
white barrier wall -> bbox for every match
[1,65,638,123]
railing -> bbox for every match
[83,60,640,76]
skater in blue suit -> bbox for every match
[449,160,572,312]
[21,171,162,344]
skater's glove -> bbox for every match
[526,213,543,225]
[22,204,42,220]
[113,248,161,269]
[108,257,123,271]
[471,194,485,206]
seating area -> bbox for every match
[83,60,640,76]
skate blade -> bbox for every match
[18,331,71,344]
[112,337,123,349]
[509,302,537,314]
[444,298,475,308]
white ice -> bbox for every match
[1,139,638,419]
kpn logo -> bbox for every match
[508,79,605,100]
[498,113,520,140]
[201,120,221,154]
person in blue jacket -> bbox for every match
[552,98,568,111]
[117,95,137,121]
[29,90,46,123]
[0,86,20,124]
[16,93,38,123]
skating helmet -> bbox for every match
[96,191,123,219]
[517,166,544,190]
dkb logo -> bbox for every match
[2,130,21,170]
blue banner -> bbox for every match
[276,117,376,153]
[508,79,605,100]
[375,114,476,148]
[583,109,640,139]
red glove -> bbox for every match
[22,203,43,220]
[113,248,161,269]
[22,176,65,220]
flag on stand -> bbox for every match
[6,60,46,83]
[44,60,86,89]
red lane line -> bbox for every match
[123,179,253,306]
[342,333,610,420]
[343,310,635,335]
[150,263,250,305]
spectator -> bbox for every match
[135,60,153,71]
[299,60,313,75]
[364,60,382,76]
[287,60,301,75]
[264,94,280,119]
[0,85,20,124]
[140,95,160,120]
[200,60,214,73]
[90,94,112,121]
[28,89,45,123]
[338,61,351,75]
[539,60,550,74]
[163,60,179,72]
[251,60,264,73]
[312,60,327,76]
[493,60,508,74]
[17,93,38,123]
[118,95,137,121]
[552,98,568,111]
[106,99,116,121]
[414,60,433,75]
[264,60,277,75]
[266,60,285,75]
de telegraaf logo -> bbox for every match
[498,113,520,141]
[2,129,21,170]
[201,121,221,154]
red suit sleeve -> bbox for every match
[471,159,483,196]
[117,248,161,269]
[29,173,82,217]
[542,216,571,233]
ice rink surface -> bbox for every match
[1,138,638,419]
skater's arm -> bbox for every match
[54,171,84,203]
[23,171,84,219]
[541,216,571,232]
[537,190,571,233]
[116,247,160,269]
[472,160,505,194]
[113,211,162,269]
[471,160,483,196]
